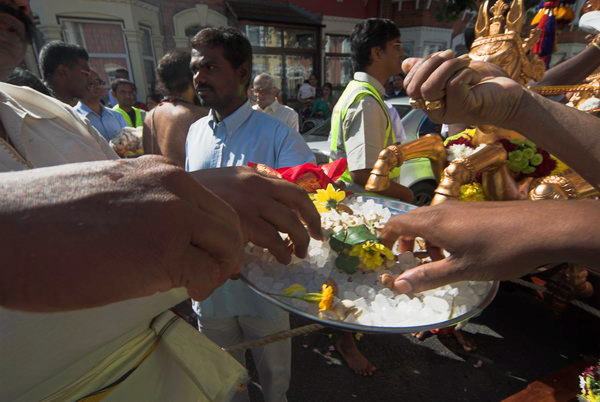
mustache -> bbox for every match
[195,84,213,91]
[0,4,34,40]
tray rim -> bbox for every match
[241,275,499,334]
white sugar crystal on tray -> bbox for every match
[422,295,450,313]
[241,195,494,329]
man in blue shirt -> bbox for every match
[186,27,314,402]
[74,70,127,142]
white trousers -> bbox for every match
[198,315,291,402]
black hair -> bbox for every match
[147,92,162,103]
[323,82,333,91]
[111,78,136,93]
[350,18,400,72]
[191,27,253,88]
[156,50,193,95]
[7,67,52,96]
[38,41,89,80]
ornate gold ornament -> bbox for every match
[470,0,545,84]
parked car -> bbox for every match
[302,96,442,206]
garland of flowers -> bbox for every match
[497,138,556,178]
[580,362,600,402]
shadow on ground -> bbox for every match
[246,282,599,402]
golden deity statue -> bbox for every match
[470,0,545,84]
[365,0,598,300]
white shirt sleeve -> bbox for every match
[287,109,299,132]
[343,96,388,171]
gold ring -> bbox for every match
[424,99,444,111]
[409,98,426,109]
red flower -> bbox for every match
[528,148,556,178]
[498,138,519,153]
[445,136,475,148]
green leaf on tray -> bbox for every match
[331,224,378,247]
[335,253,360,274]
[329,236,347,253]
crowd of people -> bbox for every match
[1,0,599,400]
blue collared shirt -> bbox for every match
[74,101,127,142]
[186,100,314,171]
[186,100,315,321]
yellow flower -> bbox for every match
[312,183,346,213]
[283,284,307,296]
[550,155,570,176]
[318,284,334,312]
[349,241,394,271]
[459,183,485,202]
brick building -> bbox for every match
[26,0,591,103]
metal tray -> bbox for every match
[240,195,499,334]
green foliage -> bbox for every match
[335,253,360,274]
[331,225,378,247]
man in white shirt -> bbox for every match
[252,72,299,131]
[0,3,321,400]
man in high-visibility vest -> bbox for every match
[328,18,413,377]
[112,79,145,127]
[329,18,412,202]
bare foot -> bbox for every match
[411,331,426,339]
[453,329,477,352]
[335,333,376,376]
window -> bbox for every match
[325,35,352,92]
[401,41,414,57]
[422,41,446,57]
[185,24,204,39]
[242,23,318,101]
[61,19,132,87]
[140,25,156,94]
[246,25,282,47]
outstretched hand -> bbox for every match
[379,200,598,294]
[1,156,244,311]
[402,50,525,128]
[191,166,322,264]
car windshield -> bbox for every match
[303,119,331,137]
[393,104,412,119]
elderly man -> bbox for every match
[39,41,91,106]
[252,72,299,131]
[380,50,600,294]
[74,69,127,142]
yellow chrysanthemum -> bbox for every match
[312,183,346,213]
[550,155,570,176]
[318,284,334,312]
[349,241,394,271]
[459,183,486,202]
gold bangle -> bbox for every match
[589,40,600,52]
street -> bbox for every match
[245,282,600,401]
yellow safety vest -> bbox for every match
[113,105,143,127]
[329,79,400,183]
